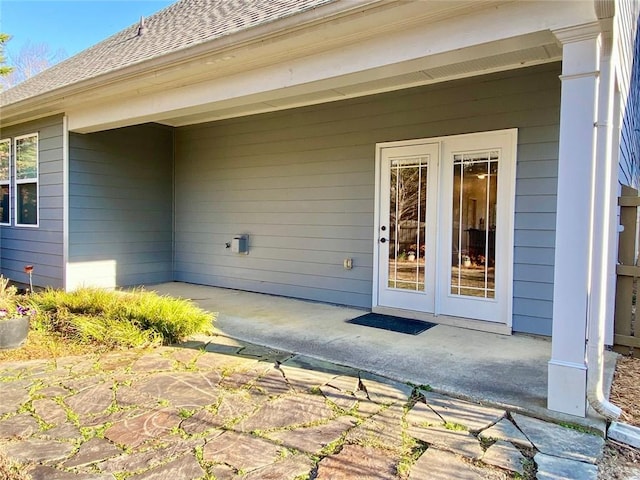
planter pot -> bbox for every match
[0,316,30,349]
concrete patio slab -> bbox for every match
[150,282,612,431]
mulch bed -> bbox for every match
[610,355,640,427]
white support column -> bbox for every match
[548,23,602,417]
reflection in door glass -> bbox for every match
[388,157,428,291]
[451,151,498,299]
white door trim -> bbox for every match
[373,129,517,330]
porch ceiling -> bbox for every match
[155,33,563,128]
[4,0,596,132]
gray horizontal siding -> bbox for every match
[512,92,559,335]
[68,124,173,287]
[512,315,552,336]
[175,63,561,332]
[0,115,65,288]
[618,9,640,187]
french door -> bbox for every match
[374,130,516,325]
[377,143,439,312]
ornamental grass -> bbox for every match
[30,287,214,348]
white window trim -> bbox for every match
[14,133,39,228]
[0,138,10,226]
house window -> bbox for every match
[0,139,9,225]
[15,133,38,226]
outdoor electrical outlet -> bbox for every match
[344,258,353,270]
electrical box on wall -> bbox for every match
[231,235,249,254]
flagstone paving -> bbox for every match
[0,335,611,479]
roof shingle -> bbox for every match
[1,0,336,107]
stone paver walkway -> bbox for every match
[0,335,607,479]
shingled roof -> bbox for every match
[0,0,337,107]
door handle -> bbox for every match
[380,238,387,243]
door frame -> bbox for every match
[372,129,517,332]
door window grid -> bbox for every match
[388,156,428,291]
[451,150,499,299]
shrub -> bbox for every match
[30,287,214,348]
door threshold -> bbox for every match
[372,306,512,335]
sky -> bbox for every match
[1,0,175,60]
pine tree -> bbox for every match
[0,33,13,77]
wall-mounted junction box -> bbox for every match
[232,235,249,254]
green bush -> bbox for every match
[29,288,214,348]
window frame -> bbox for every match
[0,138,10,226]
[14,133,39,228]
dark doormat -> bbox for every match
[346,313,436,335]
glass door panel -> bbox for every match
[388,158,428,291]
[450,151,498,299]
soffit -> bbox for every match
[158,34,563,128]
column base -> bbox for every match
[548,360,587,417]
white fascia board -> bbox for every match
[68,0,598,133]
